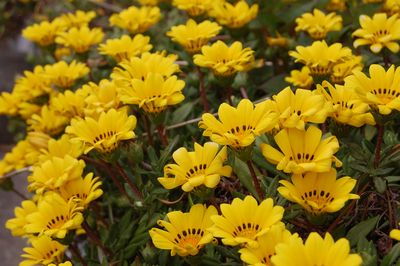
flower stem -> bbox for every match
[115,162,143,201]
[143,115,154,146]
[157,124,169,146]
[246,160,265,200]
[81,220,113,259]
[69,242,87,266]
[374,124,384,169]
[196,66,209,112]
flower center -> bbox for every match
[370,87,400,104]
[335,101,354,110]
[185,164,207,179]
[309,65,331,76]
[228,125,254,136]
[290,152,315,163]
[301,189,335,211]
[43,247,60,260]
[173,228,205,249]
[232,222,261,238]
[372,29,390,40]
[46,214,67,229]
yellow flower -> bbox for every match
[38,135,84,163]
[199,99,278,149]
[25,192,84,239]
[13,65,52,100]
[193,41,255,77]
[6,200,38,237]
[172,0,213,17]
[353,13,400,53]
[28,155,85,194]
[238,224,300,266]
[98,34,152,62]
[261,126,341,174]
[22,19,65,46]
[109,6,161,34]
[326,0,347,11]
[390,225,400,241]
[112,52,180,85]
[0,140,33,174]
[50,89,87,118]
[271,232,362,266]
[0,92,20,116]
[317,81,375,127]
[344,64,400,115]
[158,142,232,192]
[59,173,103,208]
[119,73,185,113]
[289,41,352,76]
[330,55,363,84]
[137,0,160,5]
[20,235,67,266]
[44,60,89,89]
[25,131,51,164]
[279,168,359,215]
[66,108,137,154]
[384,0,400,15]
[295,9,342,40]
[56,26,104,53]
[149,204,217,256]
[267,87,331,130]
[285,67,313,89]
[48,261,73,266]
[210,1,259,28]
[18,102,42,120]
[27,105,69,136]
[57,10,96,28]
[266,32,288,47]
[209,196,284,248]
[167,19,222,54]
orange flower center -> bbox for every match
[370,87,400,104]
[232,222,261,238]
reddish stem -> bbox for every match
[196,66,209,112]
[157,124,168,146]
[246,160,265,200]
[374,124,384,169]
[115,162,143,200]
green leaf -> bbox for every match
[372,177,387,194]
[232,157,259,201]
[346,216,379,246]
[356,237,378,266]
[381,243,400,266]
[170,101,195,124]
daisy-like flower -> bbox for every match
[109,6,161,34]
[66,108,137,154]
[266,87,331,130]
[172,0,213,17]
[20,235,67,266]
[48,261,72,266]
[44,60,89,89]
[384,0,400,15]
[266,32,288,47]
[22,19,65,46]
[38,135,84,163]
[330,55,363,84]
[317,81,375,127]
[158,142,232,192]
[271,232,362,266]
[0,92,21,116]
[6,200,38,237]
[390,225,400,241]
[119,73,185,114]
[238,224,300,266]
[137,0,160,5]
[209,196,284,248]
[295,9,342,40]
[167,19,222,54]
[149,204,217,256]
[98,34,152,62]
[344,64,400,115]
[13,65,52,100]
[50,90,87,119]
[353,13,400,53]
[27,106,69,136]
[278,168,359,215]
[285,67,314,89]
[27,155,85,194]
[55,26,104,53]
[57,10,96,28]
[210,1,259,29]
[199,99,278,150]
[289,41,352,76]
[59,173,103,208]
[193,41,255,77]
[326,0,346,11]
[261,126,342,174]
[25,192,84,238]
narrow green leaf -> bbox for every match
[346,216,379,246]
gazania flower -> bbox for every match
[158,142,232,192]
[266,87,331,130]
[344,64,400,114]
[326,0,346,11]
[48,261,72,266]
[109,6,161,34]
[28,155,85,194]
[209,196,284,248]
[119,73,185,113]
[6,200,38,237]
[353,13,400,53]
[278,168,359,215]
[38,135,83,163]
[59,173,103,208]
[44,60,89,89]
[50,90,87,118]
[261,126,341,174]
[266,32,288,47]
[289,41,352,76]
[20,235,67,266]
[285,67,313,89]
[0,92,21,116]
[384,0,400,15]
[172,0,213,17]
[167,19,222,54]
[98,34,152,62]
[56,27,104,53]
[13,65,52,100]
[317,81,375,127]
[239,224,300,266]
[193,41,255,77]
[149,204,217,256]
[66,108,137,154]
[295,9,342,39]
[271,232,362,266]
[199,99,278,149]
[330,55,363,84]
[57,10,96,28]
[22,19,65,46]
[137,0,160,5]
[27,106,69,136]
[210,1,259,29]
[390,226,400,241]
[25,192,84,238]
